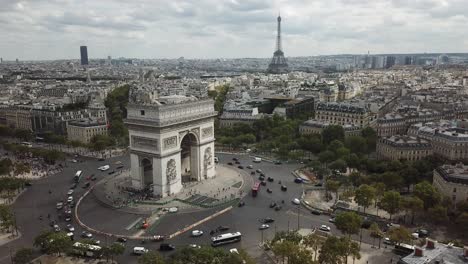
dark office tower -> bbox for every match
[404,56,413,65]
[267,14,289,74]
[385,56,396,69]
[80,46,89,65]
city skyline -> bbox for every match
[1,0,468,60]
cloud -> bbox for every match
[0,0,467,60]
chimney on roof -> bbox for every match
[426,239,436,249]
[414,247,423,257]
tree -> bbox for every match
[345,154,360,171]
[12,248,34,264]
[379,191,401,220]
[455,212,468,234]
[361,127,377,152]
[318,150,336,165]
[428,205,448,224]
[369,223,384,249]
[326,179,341,202]
[103,242,125,262]
[345,136,367,154]
[34,231,72,256]
[400,166,419,189]
[414,181,441,210]
[329,159,347,173]
[388,227,412,245]
[322,125,345,145]
[169,246,250,264]
[13,162,30,176]
[318,236,345,264]
[138,250,165,264]
[335,211,362,237]
[303,233,324,262]
[402,196,423,224]
[0,205,14,232]
[327,140,345,153]
[14,129,33,141]
[381,171,403,190]
[354,184,376,213]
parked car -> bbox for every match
[292,198,301,205]
[259,224,270,230]
[294,178,304,183]
[217,226,229,232]
[67,196,73,203]
[228,162,233,166]
[267,177,274,182]
[261,181,266,186]
[53,225,61,232]
[81,231,92,238]
[256,169,262,173]
[319,225,331,232]
[247,165,253,169]
[70,183,78,189]
[258,176,265,181]
[65,215,72,222]
[235,161,240,164]
[269,202,277,208]
[266,188,272,193]
[238,201,245,207]
[311,210,321,215]
[261,218,275,224]
[191,230,204,237]
[237,165,244,169]
[56,202,63,210]
[66,224,75,232]
[275,205,282,211]
[98,158,105,161]
[329,218,336,223]
[250,171,255,175]
[281,185,287,191]
[417,229,430,238]
[67,189,74,196]
[383,237,395,245]
[116,165,124,169]
[133,247,148,255]
[108,171,115,175]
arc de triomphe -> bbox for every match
[124,94,217,197]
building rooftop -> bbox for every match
[68,119,106,127]
[380,135,432,148]
[400,241,467,264]
[316,102,368,114]
[436,163,468,185]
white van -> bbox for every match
[133,247,148,255]
[253,157,262,163]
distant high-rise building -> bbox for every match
[15,58,19,63]
[385,56,396,69]
[372,56,385,69]
[404,56,414,65]
[267,15,289,74]
[0,58,2,64]
[80,46,89,65]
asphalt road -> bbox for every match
[0,152,380,264]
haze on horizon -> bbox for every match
[1,0,468,61]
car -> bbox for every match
[217,226,229,232]
[275,205,282,211]
[311,210,321,215]
[417,229,430,237]
[116,165,124,169]
[64,208,72,215]
[53,225,61,232]
[152,235,165,241]
[274,161,282,165]
[256,169,262,173]
[117,237,127,243]
[83,182,90,188]
[261,218,275,224]
[115,161,122,165]
[267,177,274,182]
[91,239,101,245]
[49,220,56,227]
[383,237,395,245]
[228,162,233,166]
[247,165,253,169]
[319,225,331,232]
[70,183,78,189]
[235,161,240,164]
[259,224,270,230]
[67,224,75,232]
[314,183,323,187]
[237,165,244,169]
[292,198,301,205]
[66,232,74,240]
[168,207,178,213]
[191,230,204,237]
[98,165,110,171]
[294,178,304,183]
[230,248,239,254]
[260,181,266,186]
[67,196,73,203]
[159,243,175,251]
[71,159,78,163]
[269,202,277,208]
[65,215,72,222]
[91,176,97,181]
[260,172,265,177]
[411,232,419,239]
[98,158,105,161]
[232,158,238,161]
[266,188,272,193]
[133,247,149,255]
[361,219,373,229]
[329,218,336,223]
[25,182,32,187]
[250,171,255,175]
[69,201,75,208]
[281,185,287,191]
[67,189,74,195]
[258,175,265,181]
[81,231,92,238]
[189,244,201,249]
[238,201,245,207]
[56,202,64,210]
[108,171,115,175]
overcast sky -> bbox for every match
[1,0,468,60]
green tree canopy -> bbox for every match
[414,181,441,210]
[354,184,376,213]
[12,248,34,264]
[379,191,401,220]
[335,211,362,237]
[322,125,345,145]
[138,250,165,264]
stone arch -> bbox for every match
[141,158,153,187]
[180,133,199,182]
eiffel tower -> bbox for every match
[267,14,289,74]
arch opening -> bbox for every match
[141,158,153,187]
[180,133,198,183]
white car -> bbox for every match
[191,230,204,237]
[67,224,74,232]
[168,207,178,213]
[411,232,419,239]
[71,159,78,163]
[189,244,201,249]
[98,165,110,171]
[67,189,74,196]
[259,224,270,230]
[67,196,73,203]
[383,237,394,245]
[230,248,239,254]
[319,225,331,232]
[292,198,301,205]
[66,232,74,238]
[133,247,148,255]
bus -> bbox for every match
[72,242,102,257]
[394,243,415,255]
[73,170,83,183]
[252,182,260,197]
[211,232,242,247]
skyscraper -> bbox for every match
[267,15,289,74]
[80,46,89,65]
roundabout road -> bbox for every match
[0,152,378,264]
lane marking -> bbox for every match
[126,217,142,230]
